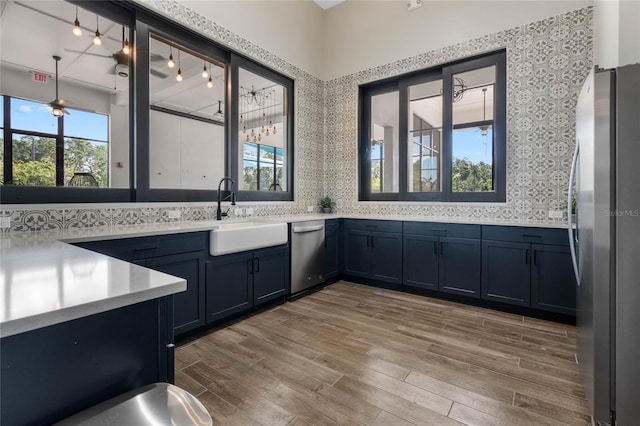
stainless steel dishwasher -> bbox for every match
[291,220,325,294]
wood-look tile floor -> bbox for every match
[176,281,591,425]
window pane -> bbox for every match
[408,80,442,192]
[65,109,108,141]
[11,134,56,186]
[64,138,108,187]
[452,126,494,192]
[149,35,226,190]
[10,98,58,134]
[452,66,495,125]
[237,68,288,191]
[370,90,399,193]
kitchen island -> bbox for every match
[0,238,186,425]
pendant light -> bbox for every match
[207,64,213,88]
[121,26,130,55]
[167,47,175,68]
[72,7,82,37]
[202,61,209,79]
[49,56,69,117]
[176,50,182,82]
[93,15,102,46]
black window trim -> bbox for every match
[359,50,506,203]
[1,0,294,204]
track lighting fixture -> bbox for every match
[167,47,175,68]
[72,7,82,37]
[93,16,102,46]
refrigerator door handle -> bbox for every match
[568,141,580,285]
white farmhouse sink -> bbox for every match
[209,221,288,256]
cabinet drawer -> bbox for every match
[154,232,208,257]
[403,222,480,239]
[343,219,401,233]
[325,219,340,232]
[481,226,569,246]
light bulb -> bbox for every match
[52,108,63,117]
[266,130,270,136]
[176,69,183,82]
[253,136,257,143]
[73,18,82,36]
[251,129,255,136]
[93,30,102,46]
[202,64,209,79]
[262,112,266,122]
[242,127,246,134]
[240,115,244,124]
[207,76,213,88]
[245,134,250,142]
[167,54,175,68]
[123,40,130,55]
[273,127,277,135]
[258,134,262,142]
[269,120,273,128]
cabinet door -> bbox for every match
[344,229,370,278]
[148,252,205,336]
[403,234,438,290]
[531,244,576,315]
[324,220,340,279]
[482,241,531,306]
[439,237,481,298]
[370,232,403,284]
[206,252,253,323]
[254,245,289,305]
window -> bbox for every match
[2,97,109,187]
[359,51,506,202]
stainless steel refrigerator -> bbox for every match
[569,64,640,426]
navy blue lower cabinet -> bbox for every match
[147,252,205,336]
[531,244,577,315]
[344,229,371,278]
[370,232,403,284]
[403,234,439,290]
[254,245,289,305]
[482,240,531,306]
[324,219,340,279]
[439,237,481,298]
[206,251,254,323]
[1,297,173,425]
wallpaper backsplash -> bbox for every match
[324,6,593,224]
[0,3,592,233]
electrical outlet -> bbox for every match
[167,209,181,219]
[307,206,313,213]
[245,208,254,216]
[234,208,244,216]
[0,217,10,229]
[548,210,564,219]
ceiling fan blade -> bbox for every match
[150,53,165,62]
[150,68,168,79]
[64,48,112,59]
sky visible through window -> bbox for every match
[453,127,493,165]
[9,98,108,141]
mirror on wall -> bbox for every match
[0,0,131,188]
[237,67,288,192]
[148,35,226,190]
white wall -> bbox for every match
[594,0,640,69]
[322,0,593,80]
[173,0,325,79]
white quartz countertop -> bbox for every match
[0,213,567,337]
[0,239,186,338]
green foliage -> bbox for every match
[320,196,335,208]
[452,157,493,192]
[371,160,381,192]
[1,135,108,187]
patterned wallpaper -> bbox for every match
[0,3,592,233]
[324,7,593,224]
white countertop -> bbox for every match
[0,213,567,338]
[0,239,186,338]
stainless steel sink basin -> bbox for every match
[209,221,288,256]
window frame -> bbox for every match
[1,0,294,204]
[359,50,506,203]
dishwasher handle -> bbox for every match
[292,224,324,233]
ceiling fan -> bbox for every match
[49,55,70,116]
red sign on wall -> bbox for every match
[32,72,49,84]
